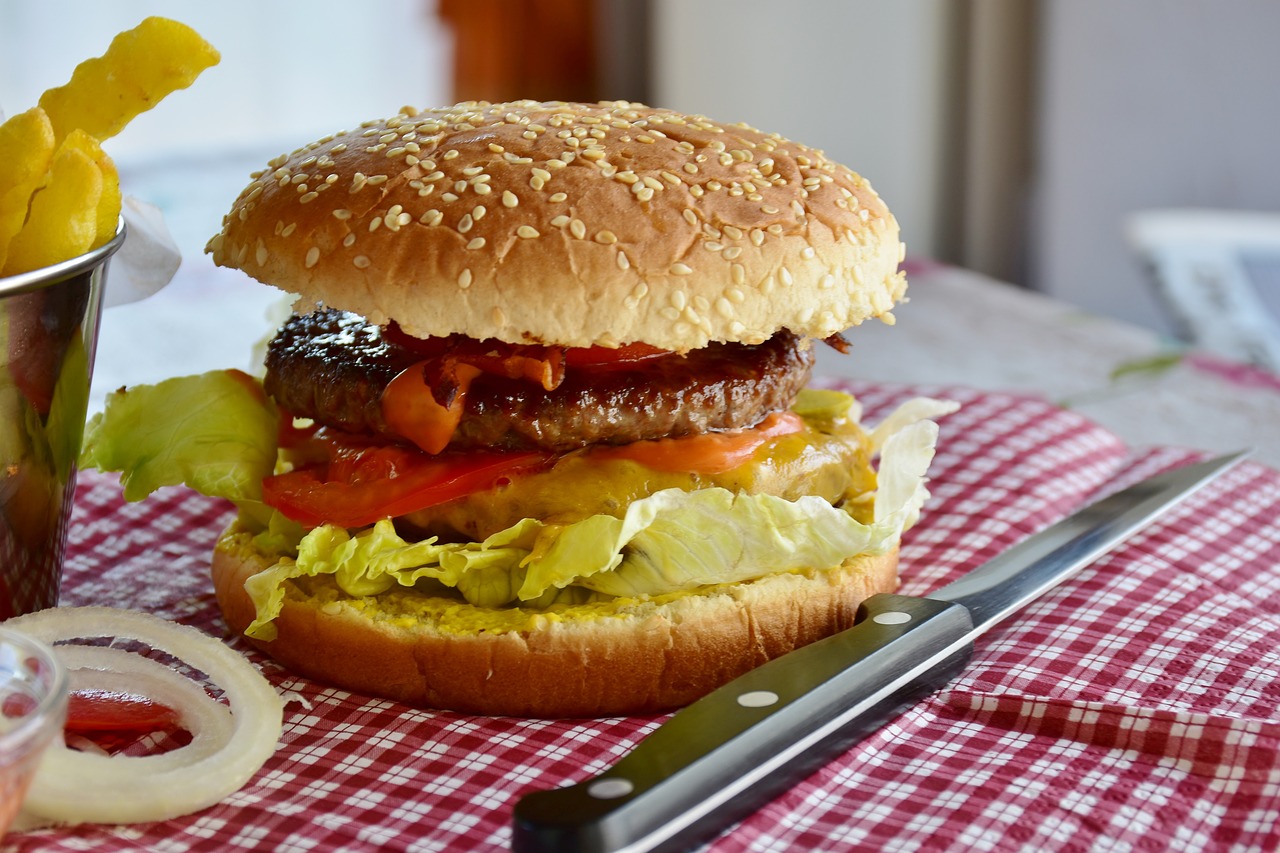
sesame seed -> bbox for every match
[670,263,693,276]
[255,241,268,266]
[305,247,320,268]
[617,250,631,270]
[549,192,567,203]
[595,230,618,244]
[343,233,357,247]
[780,267,793,286]
[474,184,492,195]
[458,268,473,288]
[369,218,382,233]
[517,225,540,239]
[503,190,519,208]
[569,219,586,240]
[723,225,743,240]
[491,306,506,326]
[635,187,654,203]
[467,237,486,250]
[551,214,571,228]
[458,214,474,233]
[802,246,816,259]
[281,223,298,238]
[731,264,745,286]
[473,205,487,220]
[353,255,371,269]
[671,290,687,310]
[723,246,743,260]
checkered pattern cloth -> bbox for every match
[6,382,1279,852]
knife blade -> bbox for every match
[511,451,1248,853]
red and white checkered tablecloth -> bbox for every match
[5,381,1280,852]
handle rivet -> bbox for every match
[737,690,779,708]
[873,611,912,625]
[588,779,635,799]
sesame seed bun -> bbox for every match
[211,525,898,718]
[206,100,906,352]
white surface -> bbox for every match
[818,265,1280,469]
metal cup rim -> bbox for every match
[0,218,127,297]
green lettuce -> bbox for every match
[81,370,279,505]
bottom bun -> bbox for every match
[212,527,898,718]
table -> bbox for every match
[5,376,1280,851]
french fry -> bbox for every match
[38,16,220,144]
[0,107,56,270]
[0,17,216,277]
[1,145,103,276]
[60,129,122,248]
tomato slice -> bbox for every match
[263,437,554,528]
[65,688,180,734]
[591,411,806,475]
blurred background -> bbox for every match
[3,0,1280,396]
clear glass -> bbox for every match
[0,627,67,836]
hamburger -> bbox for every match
[84,100,954,717]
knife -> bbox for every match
[511,450,1249,853]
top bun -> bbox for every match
[207,100,906,351]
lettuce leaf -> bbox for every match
[81,370,279,504]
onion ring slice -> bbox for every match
[6,606,282,826]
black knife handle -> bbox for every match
[512,593,974,853]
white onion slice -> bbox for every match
[58,644,235,768]
[6,606,283,826]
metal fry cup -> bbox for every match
[0,222,125,618]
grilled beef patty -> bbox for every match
[264,309,815,452]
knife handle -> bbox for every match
[512,593,974,853]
